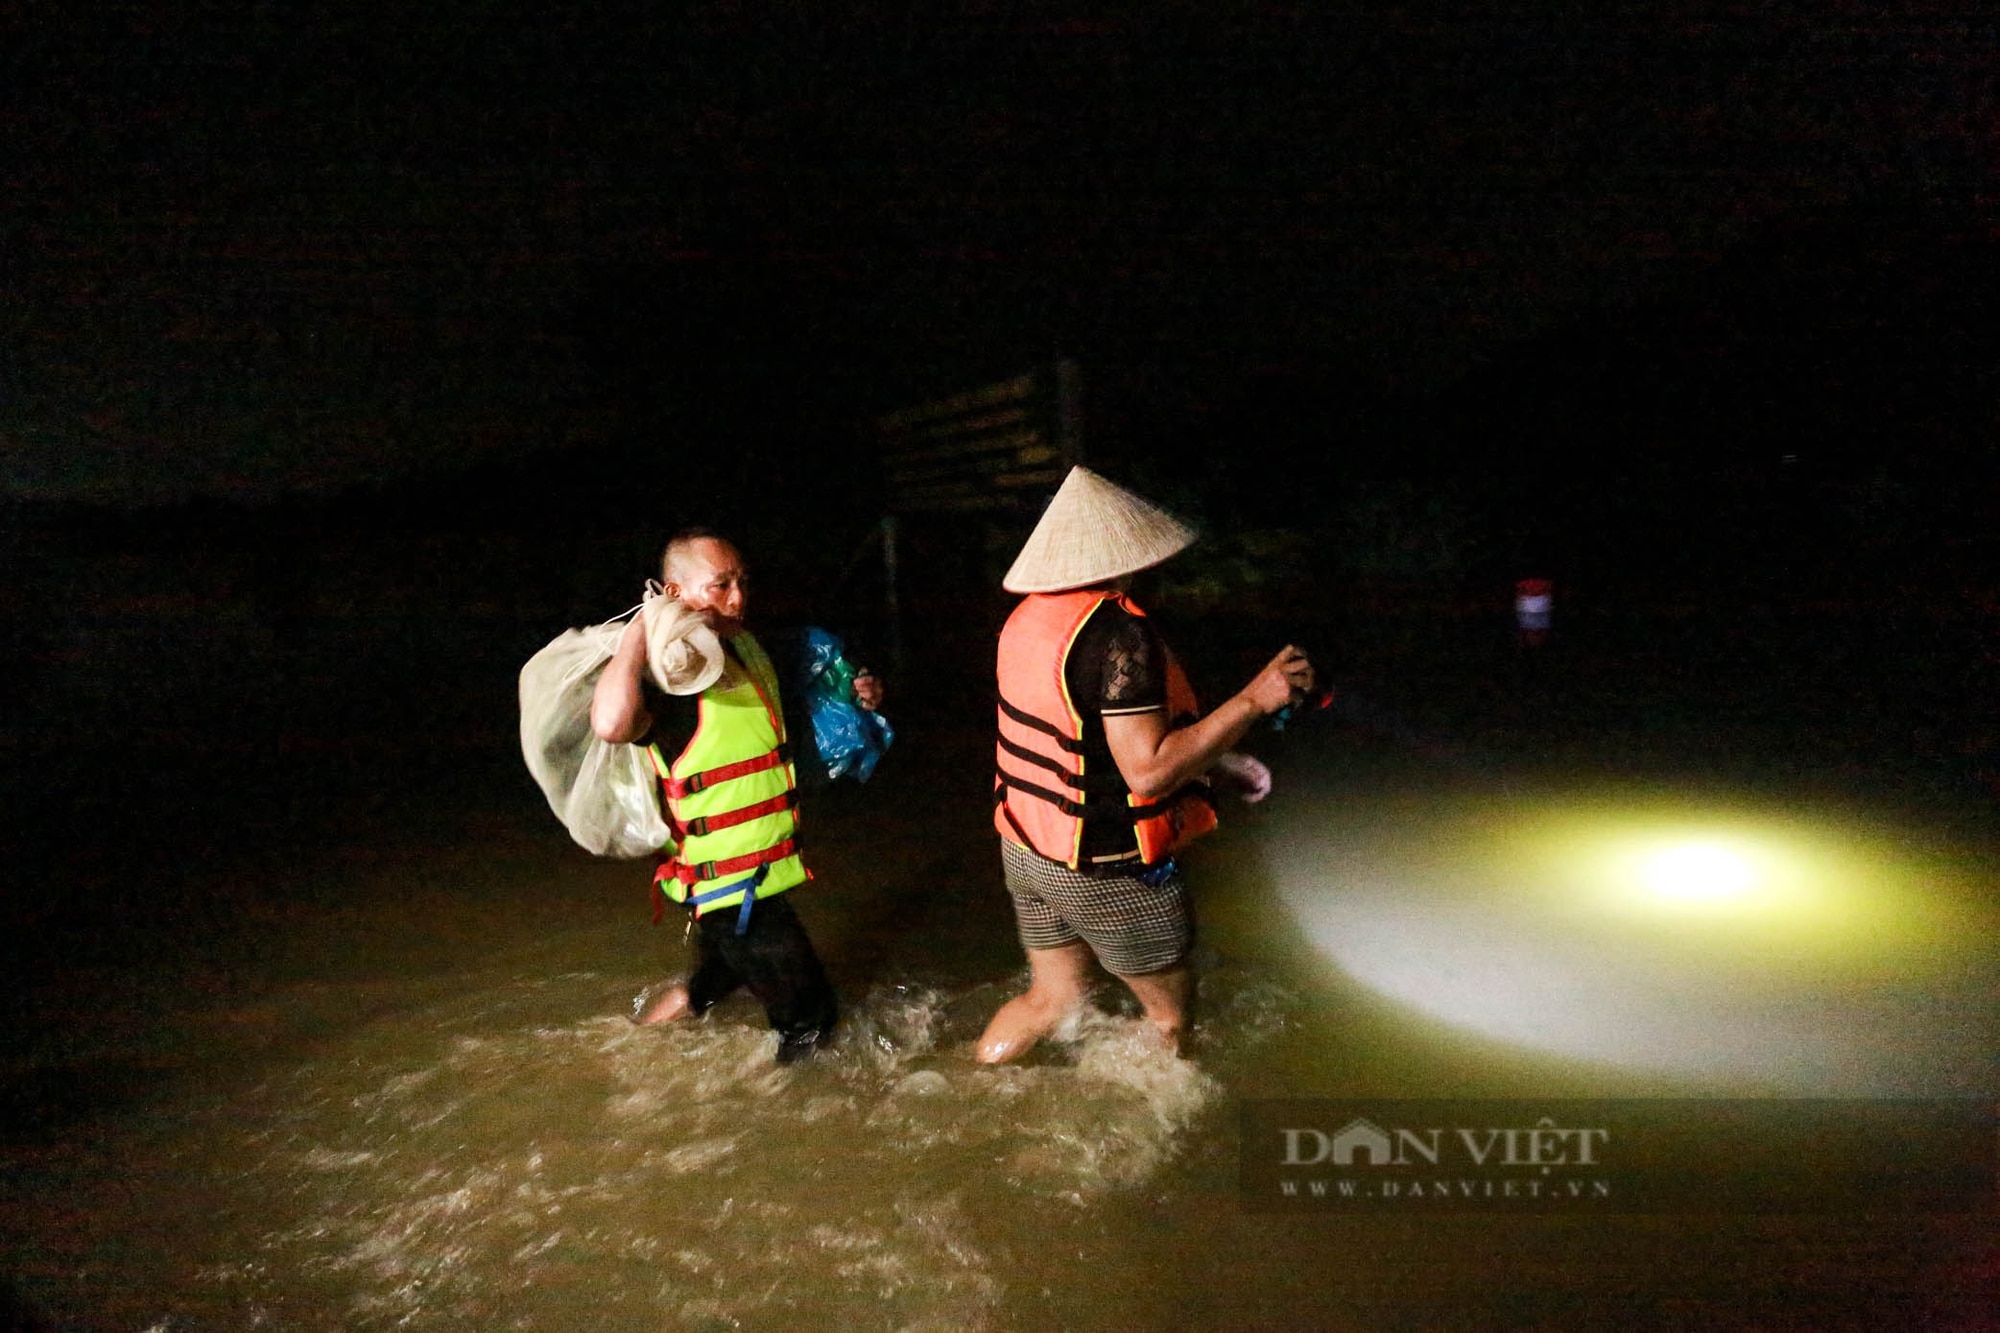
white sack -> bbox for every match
[518,616,673,859]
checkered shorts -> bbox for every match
[1000,837,1192,976]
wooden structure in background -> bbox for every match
[873,361,1084,678]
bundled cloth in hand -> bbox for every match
[641,591,723,696]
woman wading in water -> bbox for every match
[981,466,1315,1062]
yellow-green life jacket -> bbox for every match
[647,632,806,923]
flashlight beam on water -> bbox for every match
[1258,788,2000,1094]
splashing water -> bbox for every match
[74,966,1281,1331]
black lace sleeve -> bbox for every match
[1097,615,1166,715]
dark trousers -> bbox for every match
[686,892,838,1046]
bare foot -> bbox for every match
[631,982,692,1026]
[1141,1016,1188,1059]
[975,993,1074,1064]
[974,1027,1039,1065]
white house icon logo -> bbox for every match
[1330,1118,1395,1166]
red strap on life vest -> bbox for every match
[650,839,811,923]
[660,747,787,800]
[680,790,797,838]
[650,858,676,925]
[670,838,799,886]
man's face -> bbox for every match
[664,538,749,636]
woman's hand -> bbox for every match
[1243,645,1314,716]
[1211,751,1273,803]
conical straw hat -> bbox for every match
[1002,466,1198,593]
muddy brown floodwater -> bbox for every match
[2,695,1995,1330]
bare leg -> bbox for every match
[1111,964,1193,1055]
[633,915,745,1027]
[632,981,692,1026]
[975,941,1094,1064]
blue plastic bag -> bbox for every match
[797,627,894,782]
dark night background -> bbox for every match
[2,1,1996,1106]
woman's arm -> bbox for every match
[1103,645,1312,798]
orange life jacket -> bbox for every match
[993,589,1218,869]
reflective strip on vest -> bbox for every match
[647,631,807,916]
[993,590,1218,869]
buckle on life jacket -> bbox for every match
[662,743,793,801]
[653,841,794,927]
[673,838,799,886]
[689,863,770,936]
[681,790,797,838]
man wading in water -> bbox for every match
[592,530,881,1064]
[981,467,1314,1063]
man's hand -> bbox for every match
[852,670,883,712]
[1212,751,1273,803]
[1244,645,1314,715]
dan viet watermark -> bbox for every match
[1240,1100,1997,1213]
